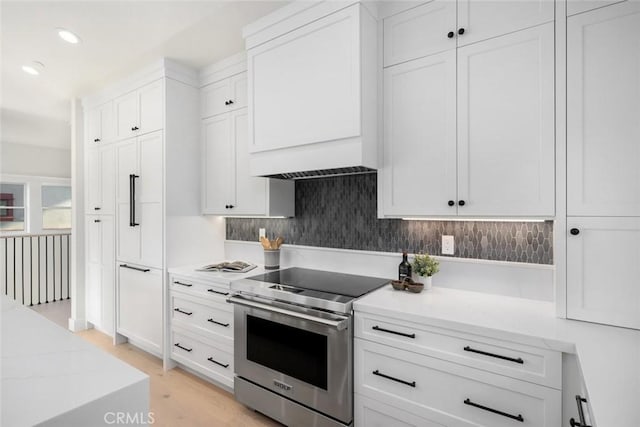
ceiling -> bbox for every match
[0,0,286,150]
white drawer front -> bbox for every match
[169,274,231,303]
[171,327,234,388]
[355,394,446,427]
[356,339,561,427]
[170,292,233,344]
[356,312,561,389]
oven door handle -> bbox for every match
[227,295,350,331]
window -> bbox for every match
[0,183,26,231]
[42,185,71,229]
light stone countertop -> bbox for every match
[1,296,149,427]
[354,285,640,427]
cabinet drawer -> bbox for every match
[356,339,561,427]
[356,312,561,389]
[170,292,233,345]
[171,326,234,389]
[169,274,231,303]
[355,394,445,427]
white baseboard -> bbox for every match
[68,317,87,332]
[224,240,555,302]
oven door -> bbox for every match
[230,294,353,424]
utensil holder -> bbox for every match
[264,249,280,270]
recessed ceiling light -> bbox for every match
[57,28,81,44]
[22,61,45,76]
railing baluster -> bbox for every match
[29,236,33,306]
[52,235,56,302]
[21,237,25,304]
[66,234,70,300]
[13,238,16,300]
[45,236,49,303]
[38,236,41,304]
[59,235,62,300]
[4,237,7,296]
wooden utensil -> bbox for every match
[260,237,271,250]
[275,237,284,249]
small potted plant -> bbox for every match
[411,253,440,290]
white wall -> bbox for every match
[1,142,71,178]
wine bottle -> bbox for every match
[398,251,412,281]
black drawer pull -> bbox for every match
[463,346,524,364]
[372,370,415,388]
[464,398,523,422]
[174,308,193,316]
[207,318,230,327]
[207,288,230,296]
[207,357,229,368]
[570,395,592,427]
[174,343,192,352]
[372,325,415,339]
[119,264,150,273]
[173,281,193,287]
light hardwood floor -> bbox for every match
[76,329,281,427]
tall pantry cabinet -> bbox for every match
[566,1,640,330]
[82,59,201,356]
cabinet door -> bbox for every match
[567,2,640,216]
[86,148,102,213]
[99,145,116,215]
[138,80,163,134]
[233,109,267,216]
[567,217,640,329]
[383,1,456,67]
[457,0,554,47]
[249,4,361,152]
[86,216,102,326]
[116,139,140,264]
[115,139,137,204]
[567,0,626,16]
[382,51,457,217]
[230,72,247,111]
[100,216,115,336]
[137,131,163,204]
[115,91,139,140]
[139,202,163,269]
[202,114,233,214]
[457,24,555,217]
[117,265,163,354]
[202,78,231,118]
[86,107,102,147]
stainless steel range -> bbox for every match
[228,267,389,427]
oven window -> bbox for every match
[247,315,328,390]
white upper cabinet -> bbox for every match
[86,144,116,215]
[201,72,247,118]
[114,80,163,140]
[457,23,555,217]
[202,113,234,213]
[567,1,640,217]
[244,2,377,176]
[382,51,457,216]
[86,101,114,146]
[383,1,456,67]
[456,0,554,47]
[567,217,640,329]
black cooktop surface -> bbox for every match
[247,267,389,298]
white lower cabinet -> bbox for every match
[168,273,234,389]
[85,215,115,336]
[117,264,163,355]
[354,312,562,427]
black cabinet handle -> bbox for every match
[94,207,101,210]
[94,138,100,142]
[173,281,193,287]
[131,126,139,131]
[447,31,455,38]
[448,200,455,206]
[224,101,229,105]
[458,28,465,35]
[207,357,229,368]
[129,174,139,226]
[119,264,150,273]
[228,100,234,105]
[464,398,523,422]
[372,325,415,339]
[372,370,416,388]
[174,343,192,352]
[458,200,466,206]
[570,395,592,427]
[174,308,193,316]
[225,205,229,209]
[94,219,101,223]
[570,228,580,236]
[207,318,230,327]
[207,289,230,296]
[228,205,235,209]
[463,346,524,364]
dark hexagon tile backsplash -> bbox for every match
[226,173,553,265]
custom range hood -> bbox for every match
[243,1,378,179]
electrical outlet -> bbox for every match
[259,228,266,239]
[442,235,454,255]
